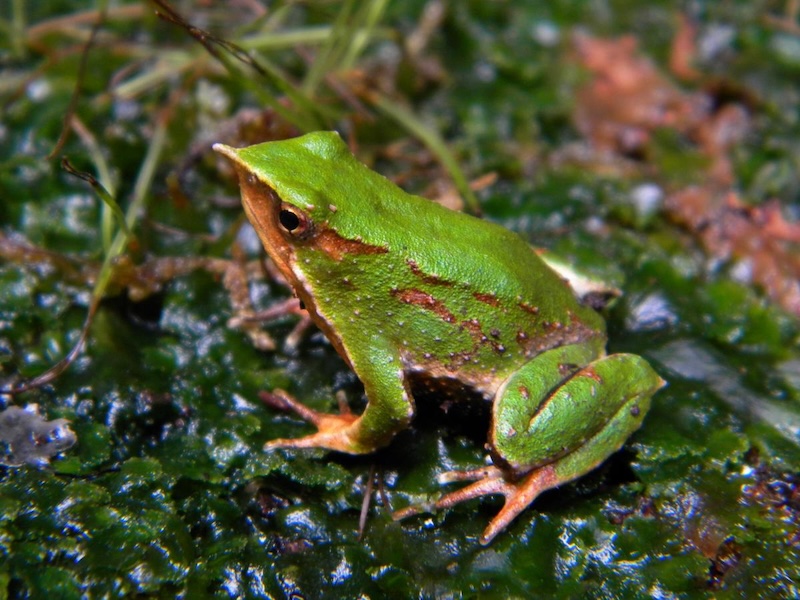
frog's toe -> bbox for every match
[392,503,431,522]
[262,409,365,453]
[260,389,326,424]
[436,465,500,484]
[259,389,355,426]
[260,389,364,453]
[436,464,559,545]
[263,425,358,453]
[390,469,506,524]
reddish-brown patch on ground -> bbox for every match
[666,189,800,315]
[572,30,749,183]
[604,496,657,526]
[573,32,706,161]
[571,27,800,316]
[669,14,702,82]
[682,449,800,590]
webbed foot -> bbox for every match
[435,465,559,545]
[392,464,560,545]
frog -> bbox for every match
[213,131,664,544]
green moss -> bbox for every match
[1,0,799,597]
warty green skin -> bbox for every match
[214,132,664,543]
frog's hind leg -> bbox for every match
[434,345,663,544]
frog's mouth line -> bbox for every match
[234,170,295,278]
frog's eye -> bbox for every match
[278,203,312,238]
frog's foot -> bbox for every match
[434,464,559,545]
[259,389,360,453]
[390,466,504,522]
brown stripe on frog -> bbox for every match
[473,292,500,307]
[406,259,453,286]
[518,301,540,315]
[393,288,508,356]
[315,227,388,261]
[391,288,457,323]
[580,365,604,383]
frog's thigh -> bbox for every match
[492,348,660,473]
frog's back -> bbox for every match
[251,132,590,309]
[312,134,600,320]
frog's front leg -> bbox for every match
[435,344,664,545]
[260,342,414,455]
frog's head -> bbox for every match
[214,131,392,290]
[214,132,355,273]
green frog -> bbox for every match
[214,132,664,544]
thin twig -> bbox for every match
[48,2,108,160]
